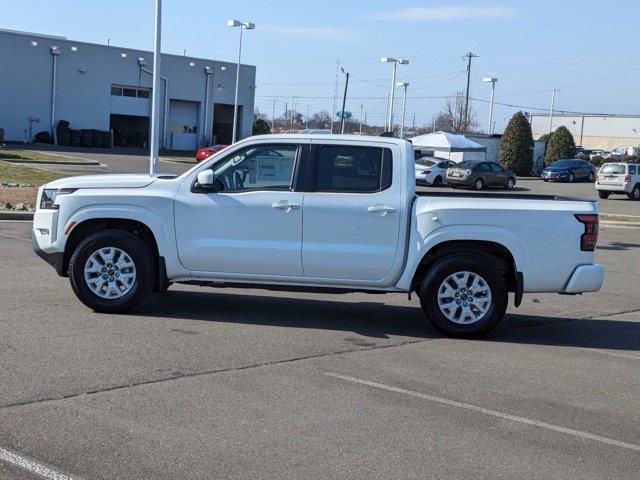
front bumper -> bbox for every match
[32,232,65,276]
[541,172,569,181]
[563,264,604,293]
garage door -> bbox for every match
[168,100,199,151]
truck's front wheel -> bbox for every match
[69,229,154,313]
[419,254,508,337]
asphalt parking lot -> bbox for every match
[17,145,640,217]
[0,219,639,479]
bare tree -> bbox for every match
[432,92,478,133]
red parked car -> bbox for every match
[195,144,228,162]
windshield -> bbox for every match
[548,160,575,168]
[600,164,626,174]
[415,158,436,167]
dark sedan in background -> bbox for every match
[541,159,596,182]
[446,161,517,190]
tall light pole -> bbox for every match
[482,77,497,135]
[396,82,409,139]
[381,57,409,133]
[149,0,162,175]
[549,88,560,134]
[228,19,255,143]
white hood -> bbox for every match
[44,174,166,190]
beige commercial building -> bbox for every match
[530,114,640,150]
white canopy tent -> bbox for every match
[411,132,487,163]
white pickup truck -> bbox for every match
[32,135,604,337]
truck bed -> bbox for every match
[415,190,595,203]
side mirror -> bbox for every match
[193,169,217,193]
[197,170,214,187]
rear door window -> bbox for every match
[630,165,637,174]
[315,145,392,193]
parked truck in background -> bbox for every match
[32,135,604,337]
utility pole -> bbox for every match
[339,68,349,134]
[463,51,478,132]
[291,96,296,131]
[359,105,363,134]
[271,98,276,133]
[284,102,288,130]
[331,58,339,133]
[305,105,310,129]
[412,113,416,136]
[549,89,559,134]
[364,113,367,134]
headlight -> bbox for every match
[40,188,77,210]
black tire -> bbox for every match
[433,176,443,187]
[628,184,640,201]
[505,177,515,190]
[568,172,575,183]
[588,171,595,182]
[418,253,508,338]
[598,191,610,199]
[69,229,154,312]
[473,178,484,191]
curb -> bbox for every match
[600,213,640,224]
[0,212,34,221]
[1,158,99,166]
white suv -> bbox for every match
[596,163,640,200]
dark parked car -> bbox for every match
[541,159,596,182]
[446,161,517,191]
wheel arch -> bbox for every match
[63,218,160,277]
[407,239,522,306]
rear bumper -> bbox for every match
[563,264,604,293]
[596,184,631,193]
[446,177,473,187]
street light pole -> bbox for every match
[381,58,409,134]
[149,0,162,175]
[396,82,409,139]
[483,77,498,135]
[549,88,559,134]
[228,19,255,143]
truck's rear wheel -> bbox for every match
[419,254,508,337]
[598,191,610,199]
[69,229,154,312]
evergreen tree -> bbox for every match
[544,126,576,164]
[499,111,534,175]
[252,118,271,135]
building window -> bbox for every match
[137,90,150,99]
[123,88,137,97]
[111,86,123,96]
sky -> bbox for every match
[3,0,640,132]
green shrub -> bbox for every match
[499,111,534,176]
[590,156,605,167]
[544,126,576,164]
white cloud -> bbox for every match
[260,25,355,40]
[363,4,519,22]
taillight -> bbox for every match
[575,214,598,251]
[595,174,599,183]
[624,175,632,183]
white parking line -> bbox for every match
[0,446,78,479]
[0,447,77,480]
[325,372,640,452]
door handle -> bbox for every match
[272,200,300,211]
[367,204,396,215]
